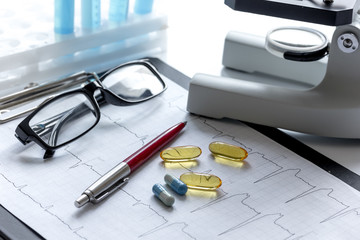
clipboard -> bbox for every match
[1,57,360,240]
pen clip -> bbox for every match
[92,177,129,203]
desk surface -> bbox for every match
[160,0,360,176]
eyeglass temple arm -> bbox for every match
[42,102,97,159]
[23,105,87,159]
[15,111,68,148]
[43,105,91,158]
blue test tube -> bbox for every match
[109,0,129,23]
[134,0,154,15]
[81,0,101,30]
[54,0,75,34]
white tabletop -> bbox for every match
[159,0,360,175]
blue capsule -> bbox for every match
[152,183,175,207]
[164,174,188,195]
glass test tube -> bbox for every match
[54,0,75,34]
[81,0,101,30]
[109,0,129,23]
[134,0,154,15]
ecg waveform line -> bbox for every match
[219,213,294,238]
[140,222,196,240]
[65,147,103,176]
[101,112,149,146]
[181,118,360,238]
[0,173,87,240]
[0,110,175,240]
[1,114,360,240]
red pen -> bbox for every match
[75,121,187,208]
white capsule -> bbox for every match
[152,183,175,207]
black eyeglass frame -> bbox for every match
[15,60,166,159]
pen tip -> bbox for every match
[74,194,89,208]
[183,121,187,125]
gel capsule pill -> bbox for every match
[209,141,248,161]
[152,183,175,207]
[164,174,188,195]
[180,172,222,190]
[160,145,202,162]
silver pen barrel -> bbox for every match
[74,162,131,208]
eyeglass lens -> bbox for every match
[29,93,97,147]
[25,62,165,149]
[102,64,165,102]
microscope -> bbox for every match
[187,0,360,138]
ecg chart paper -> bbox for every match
[1,76,360,240]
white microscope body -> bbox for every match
[187,0,360,138]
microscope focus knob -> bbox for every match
[338,33,358,53]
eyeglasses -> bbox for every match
[15,60,166,159]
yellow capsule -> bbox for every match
[160,145,202,162]
[209,141,248,161]
[180,172,222,190]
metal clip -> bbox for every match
[91,177,130,204]
[0,72,95,124]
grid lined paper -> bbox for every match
[1,75,360,240]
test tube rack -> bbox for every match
[0,0,167,96]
